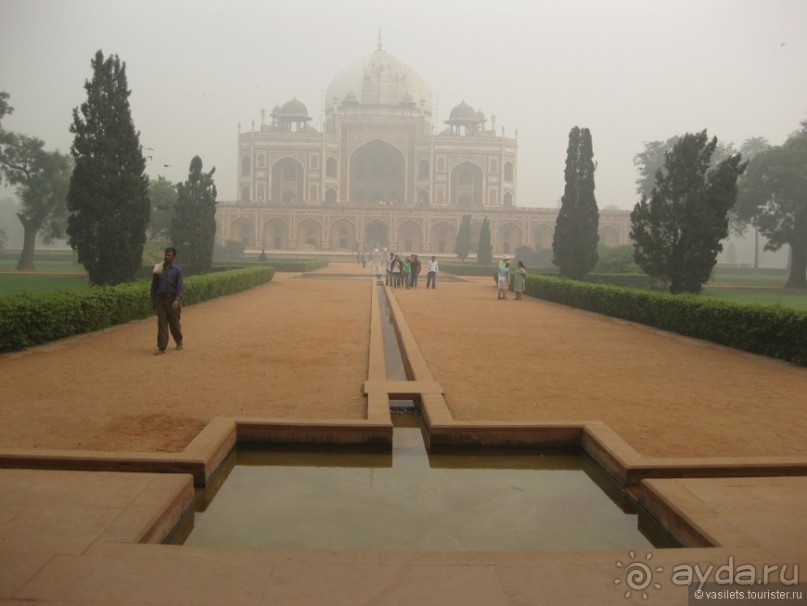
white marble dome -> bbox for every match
[327,47,431,110]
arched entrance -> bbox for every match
[271,157,304,203]
[331,220,356,251]
[231,217,254,247]
[366,220,389,251]
[397,220,423,253]
[451,162,483,208]
[297,218,322,250]
[431,220,456,254]
[263,218,288,250]
[350,140,406,205]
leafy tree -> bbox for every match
[735,128,807,288]
[171,155,217,275]
[214,239,245,262]
[635,135,736,199]
[634,137,678,199]
[66,50,150,285]
[0,92,10,113]
[0,133,73,270]
[0,91,14,187]
[513,244,540,268]
[0,91,12,131]
[630,130,745,294]
[147,176,178,241]
[455,214,471,261]
[594,244,639,274]
[552,126,599,279]
[476,217,492,264]
[729,137,772,264]
[739,136,770,161]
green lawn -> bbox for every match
[700,287,807,312]
[0,260,85,274]
[702,269,806,311]
[0,258,90,297]
[0,273,91,297]
[707,272,790,287]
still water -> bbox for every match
[178,423,662,550]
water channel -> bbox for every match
[170,279,674,550]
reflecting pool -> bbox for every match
[176,421,667,550]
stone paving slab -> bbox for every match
[2,469,806,604]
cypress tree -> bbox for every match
[455,214,471,261]
[552,126,599,279]
[477,217,493,264]
[171,155,217,275]
[67,50,149,285]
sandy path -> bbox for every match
[1,264,805,459]
[0,271,369,452]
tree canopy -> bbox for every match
[552,126,599,279]
[634,135,736,199]
[630,130,745,294]
[147,175,178,242]
[171,155,217,275]
[0,132,72,270]
[0,91,12,128]
[0,91,14,189]
[735,126,807,288]
[66,50,150,285]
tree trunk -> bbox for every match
[785,208,807,288]
[785,242,807,289]
[16,214,38,271]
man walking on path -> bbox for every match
[151,247,184,354]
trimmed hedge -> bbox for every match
[0,266,274,354]
[264,258,329,272]
[581,273,658,290]
[526,274,807,366]
[440,261,499,276]
[212,258,330,273]
[442,260,655,290]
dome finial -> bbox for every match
[377,28,382,51]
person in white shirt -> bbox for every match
[426,256,439,289]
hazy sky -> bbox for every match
[1,0,805,210]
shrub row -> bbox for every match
[264,258,330,272]
[212,258,330,273]
[440,261,498,276]
[525,274,807,366]
[0,266,274,354]
[442,260,654,290]
[581,273,658,290]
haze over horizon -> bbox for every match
[1,0,805,212]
